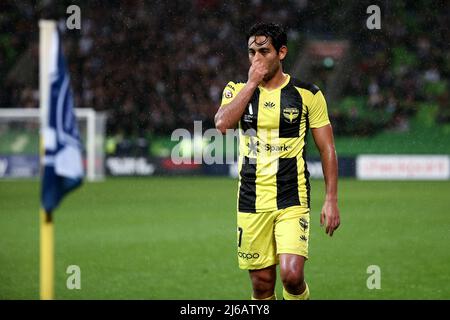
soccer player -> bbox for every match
[214,22,340,300]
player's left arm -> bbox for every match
[311,124,340,237]
[306,89,341,236]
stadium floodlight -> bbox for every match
[0,108,106,181]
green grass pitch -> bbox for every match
[0,177,449,299]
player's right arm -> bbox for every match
[215,58,267,134]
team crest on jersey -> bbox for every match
[282,107,299,124]
[223,89,233,99]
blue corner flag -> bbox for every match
[41,28,83,213]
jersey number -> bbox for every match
[238,227,243,248]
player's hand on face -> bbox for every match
[320,200,340,237]
[248,56,268,86]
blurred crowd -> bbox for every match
[1,0,448,139]
[336,1,449,135]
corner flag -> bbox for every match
[39,20,83,300]
[41,23,83,213]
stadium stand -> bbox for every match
[1,0,448,155]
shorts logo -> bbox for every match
[283,107,299,124]
[238,251,260,259]
[300,235,308,242]
[299,217,309,232]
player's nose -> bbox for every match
[252,52,263,63]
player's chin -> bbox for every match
[263,74,273,82]
[263,68,277,82]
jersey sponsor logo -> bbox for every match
[238,251,260,259]
[282,107,300,123]
[264,101,275,109]
[223,89,233,99]
[265,143,292,153]
[247,138,259,156]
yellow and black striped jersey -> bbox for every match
[220,74,330,213]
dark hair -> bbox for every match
[246,22,287,52]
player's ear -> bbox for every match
[278,45,288,61]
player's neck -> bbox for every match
[260,70,288,91]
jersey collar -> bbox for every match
[258,74,291,93]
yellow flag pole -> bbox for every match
[40,209,54,300]
[39,19,56,300]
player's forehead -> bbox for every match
[248,35,274,50]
